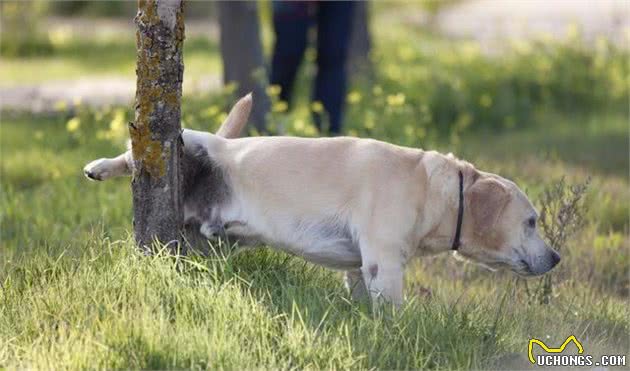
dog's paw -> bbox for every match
[83,158,110,181]
[200,222,222,239]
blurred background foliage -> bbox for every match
[2,1,626,138]
[0,1,53,56]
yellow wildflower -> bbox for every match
[293,119,305,131]
[304,125,317,136]
[266,84,282,97]
[364,117,375,130]
[311,101,324,113]
[272,101,288,113]
[347,90,362,104]
[66,117,81,132]
[202,105,220,118]
[48,26,72,47]
[110,109,126,132]
[397,46,414,62]
[386,93,406,107]
[54,100,68,112]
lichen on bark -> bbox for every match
[131,0,185,250]
[132,0,184,178]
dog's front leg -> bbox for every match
[359,237,405,307]
[84,151,132,181]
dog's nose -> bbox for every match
[550,250,561,268]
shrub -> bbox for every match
[344,31,628,140]
[527,177,590,304]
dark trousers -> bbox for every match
[270,1,354,134]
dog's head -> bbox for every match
[457,171,560,276]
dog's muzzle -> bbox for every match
[519,249,561,276]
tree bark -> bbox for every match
[130,0,185,252]
[217,1,270,133]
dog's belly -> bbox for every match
[229,218,362,270]
[280,237,362,270]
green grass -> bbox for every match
[0,36,221,86]
[1,5,629,368]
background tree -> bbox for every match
[347,1,372,77]
[217,1,270,133]
[130,0,185,251]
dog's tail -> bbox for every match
[215,93,252,139]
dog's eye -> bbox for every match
[527,217,536,228]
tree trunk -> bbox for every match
[130,0,185,252]
[217,1,270,133]
[347,1,372,78]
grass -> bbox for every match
[1,4,629,369]
[0,36,221,86]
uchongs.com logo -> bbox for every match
[528,335,626,367]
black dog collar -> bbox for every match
[452,170,464,250]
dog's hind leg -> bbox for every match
[344,269,369,301]
[83,151,132,181]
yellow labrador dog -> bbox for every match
[84,94,560,306]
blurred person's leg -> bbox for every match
[270,1,311,105]
[314,2,354,135]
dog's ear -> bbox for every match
[467,178,510,234]
[216,93,252,138]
